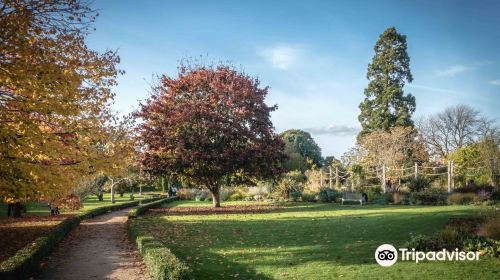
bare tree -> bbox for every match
[418,104,498,159]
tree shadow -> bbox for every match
[137,204,480,278]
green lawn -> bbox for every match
[132,201,500,280]
[0,192,160,217]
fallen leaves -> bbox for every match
[149,204,281,216]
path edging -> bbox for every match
[127,196,191,280]
[0,196,164,280]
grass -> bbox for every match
[131,201,500,280]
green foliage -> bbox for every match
[491,191,500,201]
[301,193,317,202]
[319,188,337,202]
[407,175,431,192]
[409,190,448,205]
[448,144,491,187]
[227,187,249,201]
[463,237,500,258]
[127,221,190,280]
[358,27,415,136]
[289,191,301,202]
[280,129,323,171]
[273,171,306,200]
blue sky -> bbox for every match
[88,0,500,158]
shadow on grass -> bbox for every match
[135,204,481,279]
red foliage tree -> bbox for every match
[135,64,285,207]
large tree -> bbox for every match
[0,0,128,216]
[280,129,323,171]
[358,27,416,136]
[135,64,285,207]
[417,104,499,159]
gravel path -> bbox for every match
[36,208,150,280]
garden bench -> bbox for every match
[341,192,364,206]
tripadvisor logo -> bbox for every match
[374,244,480,267]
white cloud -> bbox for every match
[408,84,457,94]
[304,125,359,136]
[489,80,500,86]
[436,64,469,77]
[258,45,300,70]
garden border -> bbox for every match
[127,196,191,280]
[0,196,165,280]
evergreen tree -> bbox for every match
[358,27,415,136]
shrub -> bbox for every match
[195,189,210,201]
[289,190,302,202]
[247,186,269,200]
[455,183,494,194]
[301,193,317,202]
[447,193,477,205]
[410,190,448,205]
[385,191,407,204]
[128,221,190,279]
[273,171,305,200]
[407,176,431,192]
[220,188,231,201]
[491,191,500,201]
[477,216,500,240]
[463,236,500,258]
[227,187,249,201]
[319,188,337,203]
[176,189,199,200]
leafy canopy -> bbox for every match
[358,27,415,136]
[0,0,130,203]
[280,129,323,171]
[135,63,285,206]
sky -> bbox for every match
[87,0,500,158]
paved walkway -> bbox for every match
[36,208,150,280]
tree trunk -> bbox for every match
[12,202,22,218]
[111,179,116,204]
[210,187,221,208]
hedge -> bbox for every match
[128,219,190,280]
[128,196,178,218]
[0,196,164,280]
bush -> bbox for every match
[273,171,305,200]
[410,190,448,205]
[195,189,210,201]
[463,236,500,257]
[289,190,302,202]
[455,183,494,194]
[319,188,337,203]
[447,193,478,205]
[220,188,231,201]
[247,186,269,201]
[477,216,500,240]
[301,193,317,202]
[128,221,190,280]
[385,191,407,204]
[176,188,199,200]
[407,176,431,192]
[227,187,249,201]
[491,191,500,201]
